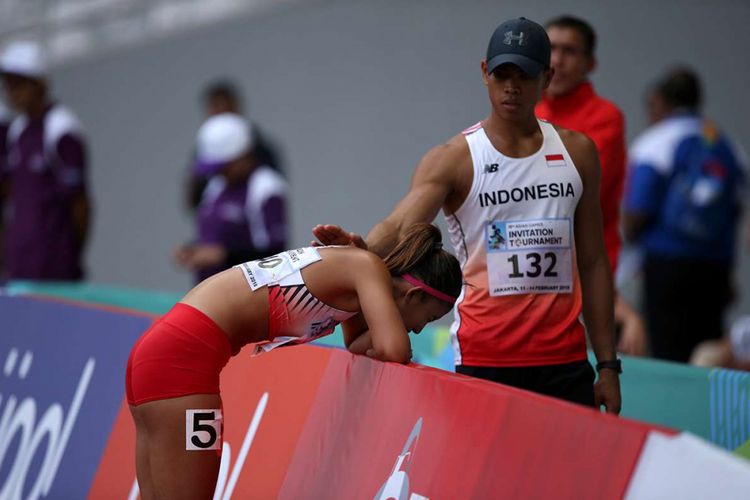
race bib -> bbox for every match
[186,409,222,451]
[486,218,573,296]
[235,247,321,291]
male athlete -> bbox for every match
[315,17,621,412]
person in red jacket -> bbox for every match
[535,15,646,356]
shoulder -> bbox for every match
[555,125,598,162]
[415,132,471,179]
[422,133,470,164]
[630,117,702,173]
[45,105,84,145]
[320,246,388,277]
[247,165,288,197]
[554,124,600,185]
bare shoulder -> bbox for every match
[555,125,597,158]
[422,134,471,163]
[418,134,471,171]
[413,133,473,198]
[554,125,600,176]
[317,246,388,276]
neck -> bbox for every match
[24,99,48,120]
[484,111,539,140]
[482,111,540,149]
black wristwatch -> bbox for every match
[595,359,622,374]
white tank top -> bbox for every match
[445,120,586,366]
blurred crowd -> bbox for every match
[0,14,747,371]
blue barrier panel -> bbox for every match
[0,295,151,500]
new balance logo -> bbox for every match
[484,163,499,174]
[503,31,527,46]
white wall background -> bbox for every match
[43,0,750,318]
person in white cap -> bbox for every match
[0,40,91,281]
[172,112,288,282]
[184,80,284,210]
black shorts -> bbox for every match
[456,359,595,407]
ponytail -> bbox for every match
[383,223,462,301]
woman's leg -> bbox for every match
[130,405,155,498]
[133,394,223,500]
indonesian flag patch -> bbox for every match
[545,154,566,167]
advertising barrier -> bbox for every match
[7,280,750,455]
[0,295,152,499]
[3,293,749,499]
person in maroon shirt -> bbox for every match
[0,41,91,281]
[0,104,10,276]
[535,16,646,356]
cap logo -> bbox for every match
[503,31,527,46]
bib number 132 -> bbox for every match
[507,252,558,278]
[485,218,573,296]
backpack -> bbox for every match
[661,121,744,241]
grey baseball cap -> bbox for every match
[486,17,550,77]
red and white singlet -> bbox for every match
[446,120,587,367]
[234,247,357,354]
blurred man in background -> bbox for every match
[0,41,91,281]
[624,68,747,362]
[174,113,288,282]
[0,101,10,274]
[535,15,647,356]
[185,80,284,210]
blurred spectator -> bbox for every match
[535,15,647,356]
[0,101,10,158]
[186,80,284,210]
[690,316,750,371]
[0,102,10,274]
[173,113,288,283]
[624,67,747,362]
[0,41,91,281]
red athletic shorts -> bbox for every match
[126,303,233,406]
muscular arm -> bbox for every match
[564,129,621,414]
[365,139,467,257]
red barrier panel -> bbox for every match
[90,345,333,498]
[280,353,654,499]
[91,345,663,499]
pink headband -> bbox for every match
[402,274,457,304]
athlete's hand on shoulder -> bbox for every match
[311,224,368,250]
[594,369,622,415]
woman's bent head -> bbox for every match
[384,223,463,333]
